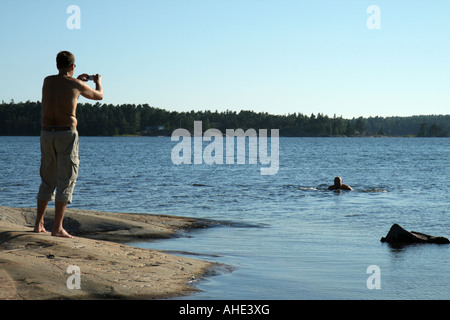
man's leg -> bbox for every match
[52,129,78,239]
[51,201,73,238]
[36,130,57,233]
[34,199,49,233]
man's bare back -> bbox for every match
[42,75,81,127]
[42,73,103,127]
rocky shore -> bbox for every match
[0,206,215,300]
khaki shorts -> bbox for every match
[37,128,80,204]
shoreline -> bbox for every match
[0,206,217,300]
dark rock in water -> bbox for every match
[381,224,450,244]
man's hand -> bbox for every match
[93,74,102,84]
[77,73,90,82]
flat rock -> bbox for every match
[0,206,216,300]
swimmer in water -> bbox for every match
[328,176,353,191]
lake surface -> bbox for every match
[0,136,449,299]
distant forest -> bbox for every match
[1,100,449,137]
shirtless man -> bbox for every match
[34,51,103,238]
[328,176,353,191]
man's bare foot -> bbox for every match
[33,223,47,233]
[51,228,73,238]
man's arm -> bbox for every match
[78,74,103,100]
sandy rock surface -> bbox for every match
[0,206,214,300]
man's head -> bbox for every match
[334,176,342,187]
[56,51,75,74]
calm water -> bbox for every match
[0,136,449,299]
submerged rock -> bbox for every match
[381,224,450,244]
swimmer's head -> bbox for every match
[334,176,342,186]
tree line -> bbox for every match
[1,100,449,137]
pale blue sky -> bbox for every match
[1,0,449,118]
